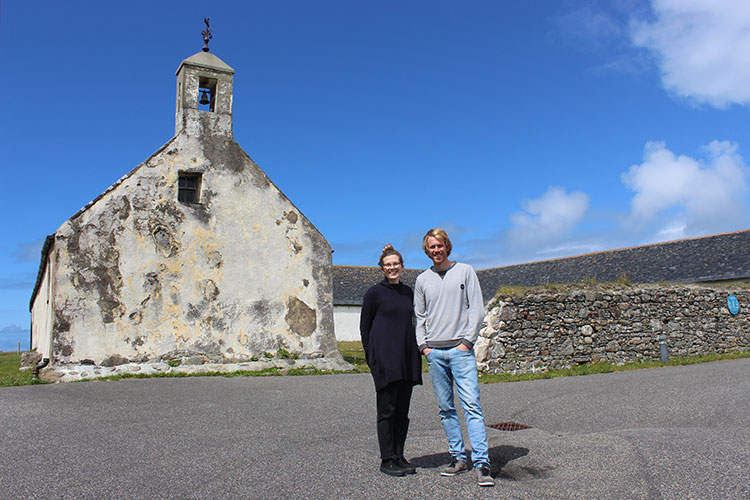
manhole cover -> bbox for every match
[488,421,531,431]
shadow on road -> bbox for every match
[410,445,530,478]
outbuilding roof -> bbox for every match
[332,266,424,306]
[476,229,750,301]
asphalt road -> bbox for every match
[2,358,749,499]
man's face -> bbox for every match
[426,236,448,267]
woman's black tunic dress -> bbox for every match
[360,279,423,391]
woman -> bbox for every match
[360,244,423,477]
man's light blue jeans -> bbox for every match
[426,346,489,467]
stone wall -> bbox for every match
[475,283,750,374]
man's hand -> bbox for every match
[457,344,471,351]
[422,348,432,356]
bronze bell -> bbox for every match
[200,90,210,106]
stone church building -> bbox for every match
[29,47,349,380]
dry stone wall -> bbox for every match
[475,284,749,375]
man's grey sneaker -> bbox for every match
[440,458,469,476]
[395,457,417,474]
[476,464,495,487]
[380,459,407,477]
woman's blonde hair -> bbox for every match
[378,244,404,268]
[422,228,452,256]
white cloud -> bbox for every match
[550,2,652,77]
[508,187,590,249]
[631,0,750,107]
[13,239,45,263]
[0,276,36,290]
[622,141,750,238]
[536,242,604,257]
[655,222,687,241]
[447,139,749,269]
[555,6,624,48]
[1,325,28,334]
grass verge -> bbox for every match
[479,350,750,383]
[338,341,429,373]
[2,346,748,386]
[338,340,369,372]
[0,352,44,386]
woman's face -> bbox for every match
[381,254,403,284]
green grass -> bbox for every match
[493,278,750,302]
[338,341,429,373]
[494,281,635,300]
[478,350,750,384]
[2,346,749,386]
[337,340,369,372]
[0,352,45,386]
[0,346,367,385]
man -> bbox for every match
[414,228,494,487]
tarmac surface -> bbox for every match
[2,358,749,499]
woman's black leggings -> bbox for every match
[376,380,414,461]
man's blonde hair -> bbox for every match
[422,228,452,256]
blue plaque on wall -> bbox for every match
[727,294,740,315]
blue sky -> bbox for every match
[2,0,750,351]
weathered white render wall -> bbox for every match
[30,244,54,359]
[333,305,362,341]
[30,50,349,379]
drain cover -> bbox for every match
[488,421,531,431]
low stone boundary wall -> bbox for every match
[32,357,354,383]
[20,350,354,383]
[475,283,749,375]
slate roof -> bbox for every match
[476,229,750,302]
[332,266,424,306]
[333,229,750,305]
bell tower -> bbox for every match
[174,20,235,137]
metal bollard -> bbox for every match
[658,334,669,363]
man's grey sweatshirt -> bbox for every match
[414,262,485,352]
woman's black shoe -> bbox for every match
[395,457,417,474]
[380,459,407,477]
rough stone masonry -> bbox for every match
[475,283,750,375]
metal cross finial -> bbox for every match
[202,18,213,52]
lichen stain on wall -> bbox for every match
[65,196,130,326]
[285,296,316,337]
[151,225,180,257]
